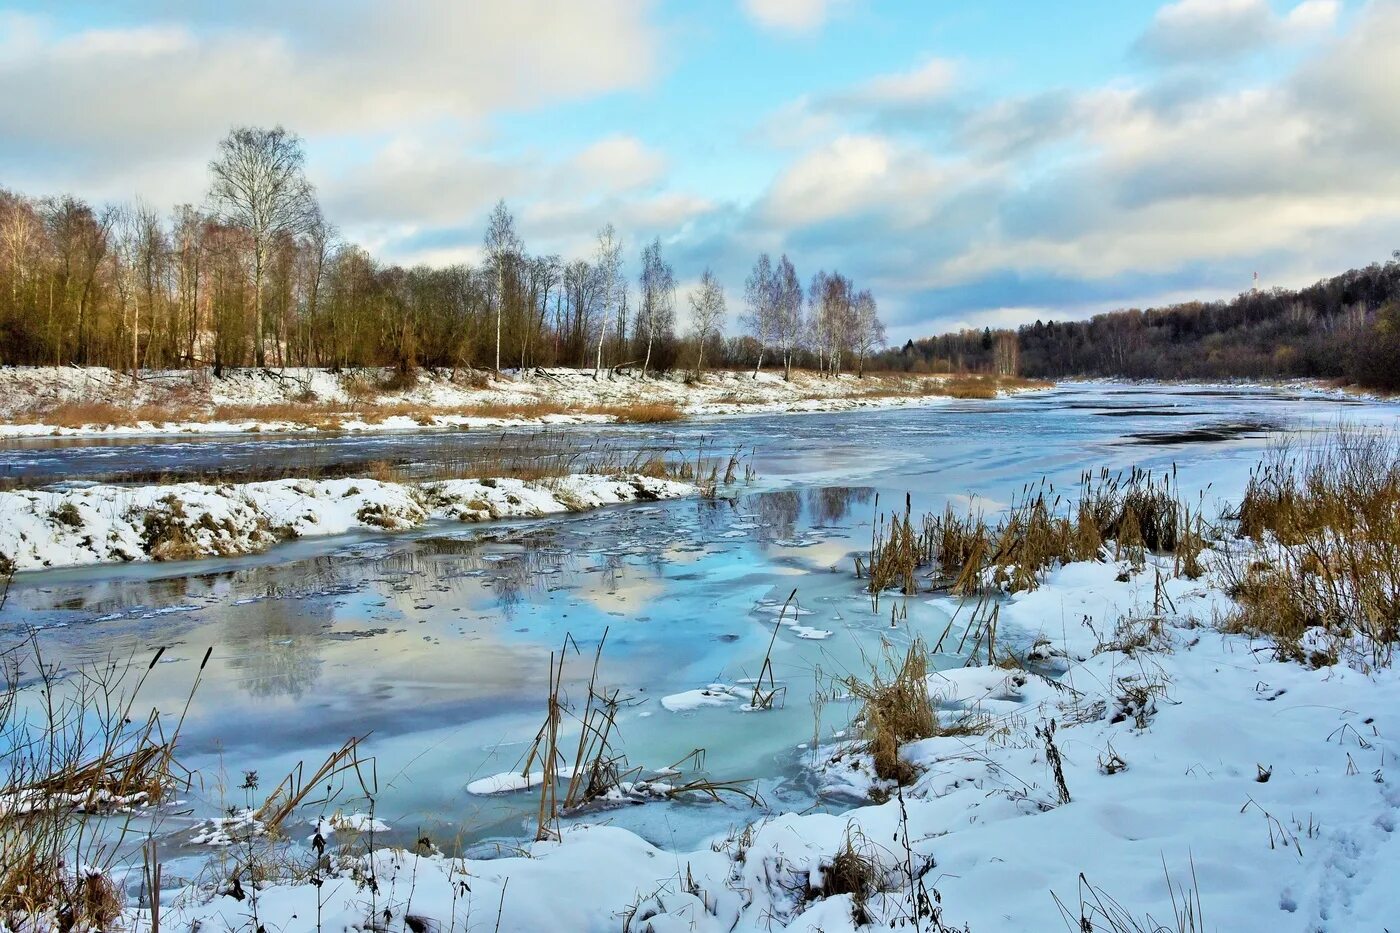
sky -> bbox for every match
[2,0,1398,343]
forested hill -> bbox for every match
[879,255,1400,392]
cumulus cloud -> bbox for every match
[750,0,1400,338]
[757,57,959,148]
[740,0,847,35]
[1134,0,1339,64]
[824,57,958,112]
[324,132,707,265]
[0,1,659,188]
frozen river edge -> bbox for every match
[0,473,695,573]
[141,546,1400,932]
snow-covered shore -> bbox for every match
[0,473,694,573]
[0,366,1030,438]
[133,549,1400,932]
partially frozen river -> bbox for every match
[1,382,1388,867]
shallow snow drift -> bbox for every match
[0,365,999,437]
[137,552,1400,932]
[0,473,694,572]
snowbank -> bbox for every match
[0,473,694,572]
[0,366,1028,437]
[136,549,1400,932]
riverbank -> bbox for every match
[0,473,695,573]
[0,366,1047,438]
[132,545,1400,932]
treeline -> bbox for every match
[0,126,886,379]
[878,255,1400,392]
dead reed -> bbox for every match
[845,639,938,784]
[866,467,1200,599]
[1,636,205,931]
[525,630,757,841]
[1222,428,1400,667]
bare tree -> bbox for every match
[741,253,776,379]
[810,271,856,375]
[636,237,674,378]
[773,254,804,380]
[851,288,885,377]
[208,126,319,368]
[688,267,726,378]
[483,199,523,373]
[593,224,623,378]
[171,205,207,364]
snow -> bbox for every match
[0,365,1031,437]
[466,768,579,796]
[0,473,695,572]
[131,546,1400,932]
[660,683,749,711]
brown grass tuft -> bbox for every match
[846,640,938,784]
[1222,428,1400,667]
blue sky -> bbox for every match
[2,0,1396,342]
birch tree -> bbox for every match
[636,237,674,378]
[688,267,726,378]
[773,254,804,380]
[850,288,885,377]
[483,199,522,373]
[592,223,623,378]
[208,126,318,368]
[741,252,776,378]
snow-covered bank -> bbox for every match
[133,549,1400,932]
[0,473,694,572]
[0,366,1036,437]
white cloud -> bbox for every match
[740,0,847,35]
[750,0,1400,330]
[833,57,957,109]
[0,1,660,181]
[561,136,669,195]
[1135,0,1339,64]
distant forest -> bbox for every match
[878,255,1400,392]
[0,126,886,380]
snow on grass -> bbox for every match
[0,365,1037,437]
[0,474,695,572]
[144,549,1400,931]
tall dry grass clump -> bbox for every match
[859,495,936,599]
[908,469,1193,597]
[1223,429,1400,666]
[846,640,938,784]
[0,635,204,931]
[587,401,685,423]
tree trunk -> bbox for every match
[753,349,763,380]
[252,248,265,368]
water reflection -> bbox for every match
[3,384,1390,853]
[223,600,327,699]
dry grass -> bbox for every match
[15,400,202,428]
[859,494,936,601]
[940,375,1000,399]
[1222,428,1400,667]
[1,636,202,931]
[846,640,939,784]
[587,401,685,423]
[923,373,1054,400]
[917,468,1195,597]
[809,828,881,926]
